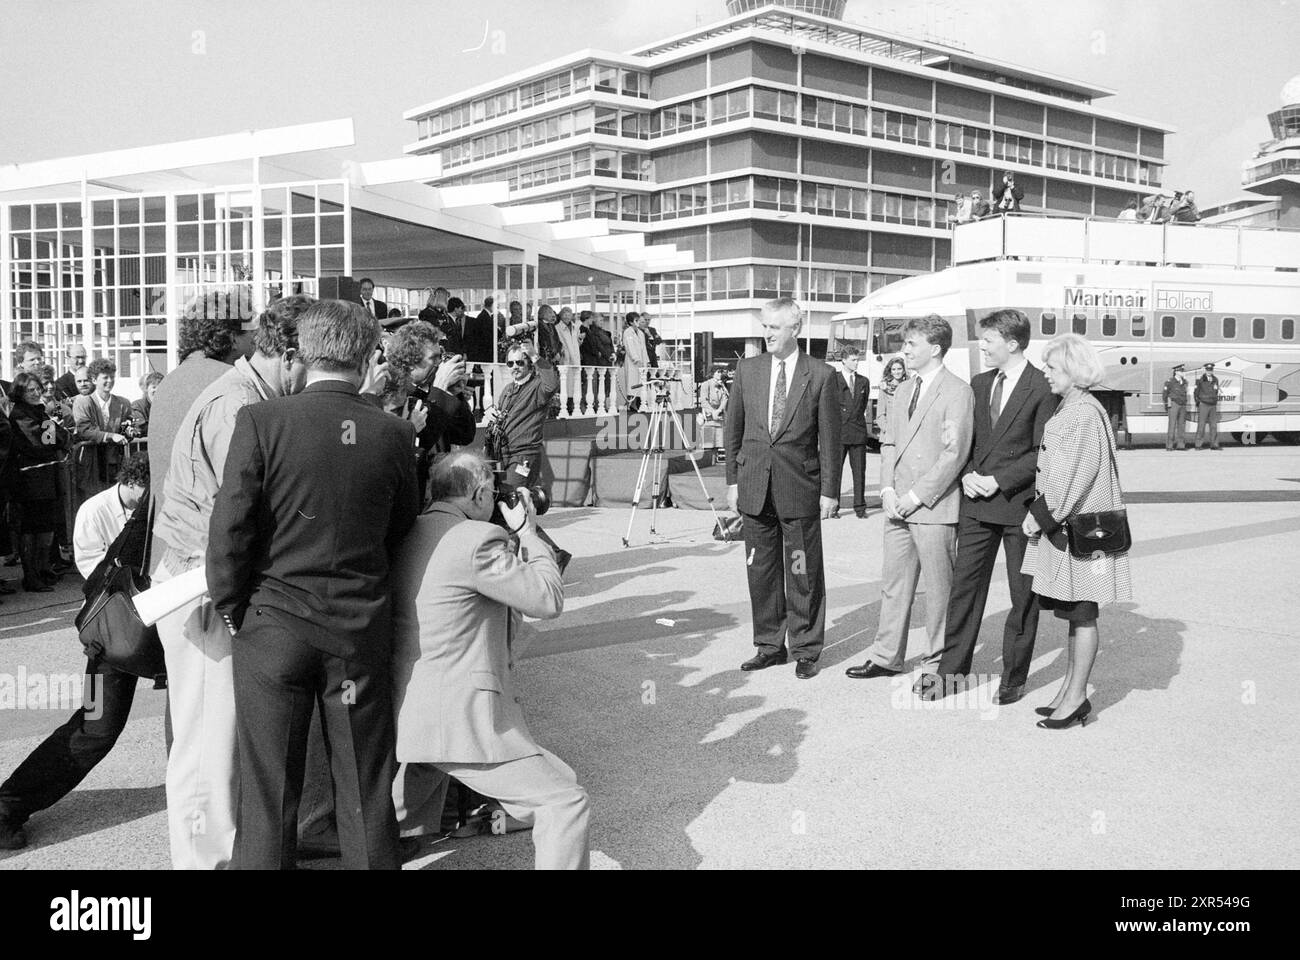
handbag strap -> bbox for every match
[1084,400,1122,495]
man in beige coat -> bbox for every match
[390,451,590,869]
[847,315,974,679]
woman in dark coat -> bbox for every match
[7,372,70,592]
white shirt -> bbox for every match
[991,355,1028,418]
[843,366,856,391]
[768,350,799,429]
[362,298,376,316]
[73,485,133,579]
[94,392,115,429]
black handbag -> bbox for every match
[75,499,165,680]
[1063,408,1132,560]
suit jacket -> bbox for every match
[880,365,974,525]
[72,393,132,442]
[391,503,563,764]
[54,371,78,402]
[580,324,615,366]
[836,371,871,446]
[360,297,387,321]
[962,363,1059,526]
[207,379,419,664]
[724,352,842,520]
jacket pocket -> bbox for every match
[803,456,821,473]
[471,670,503,694]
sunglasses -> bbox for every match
[505,360,531,368]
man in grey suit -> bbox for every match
[847,315,973,680]
[390,452,590,870]
[725,298,841,680]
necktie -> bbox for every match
[907,378,921,420]
[770,361,787,436]
[364,299,373,316]
[990,372,1006,429]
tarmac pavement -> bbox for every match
[2,444,1298,870]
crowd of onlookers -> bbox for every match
[0,340,160,597]
[951,170,1202,225]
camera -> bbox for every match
[495,478,551,517]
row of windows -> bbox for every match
[497,148,651,191]
[416,64,650,139]
[1038,312,1297,341]
[644,86,1163,187]
[647,266,891,302]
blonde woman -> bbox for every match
[1022,334,1131,730]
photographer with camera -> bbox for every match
[483,341,559,494]
[390,451,588,869]
[993,172,1024,214]
[382,321,474,502]
[498,300,539,362]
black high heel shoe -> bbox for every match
[1036,698,1092,730]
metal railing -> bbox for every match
[473,362,696,422]
[952,213,1300,270]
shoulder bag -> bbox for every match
[1063,405,1132,560]
[75,499,166,680]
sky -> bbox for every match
[1,0,1296,206]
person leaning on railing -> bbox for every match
[6,372,72,593]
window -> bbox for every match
[1041,312,1057,336]
[1223,317,1236,339]
[620,70,646,99]
[1131,316,1146,337]
[1284,318,1295,340]
[1102,315,1117,337]
[1161,315,1176,338]
[595,65,617,93]
[1253,318,1267,340]
[1192,316,1206,338]
[593,149,618,177]
[1072,314,1088,335]
[594,108,618,137]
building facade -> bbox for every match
[405,0,1172,356]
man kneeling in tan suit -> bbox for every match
[390,451,590,869]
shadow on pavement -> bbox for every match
[1,784,166,856]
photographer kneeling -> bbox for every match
[390,451,590,870]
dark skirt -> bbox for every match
[1037,594,1099,623]
[16,499,59,535]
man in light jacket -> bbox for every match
[390,451,589,869]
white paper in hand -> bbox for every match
[133,567,209,627]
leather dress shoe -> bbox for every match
[845,661,900,680]
[741,649,789,672]
[0,580,16,596]
[993,684,1025,706]
[795,658,820,680]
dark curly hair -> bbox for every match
[178,290,254,361]
[87,358,117,380]
[253,293,316,358]
[116,452,150,489]
[382,320,444,401]
[6,371,43,405]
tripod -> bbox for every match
[622,387,725,548]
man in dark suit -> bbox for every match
[358,277,387,323]
[53,342,88,401]
[833,347,871,519]
[917,309,1059,705]
[207,300,418,870]
[724,299,841,680]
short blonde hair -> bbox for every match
[1042,334,1106,389]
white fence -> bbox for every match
[472,361,696,422]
